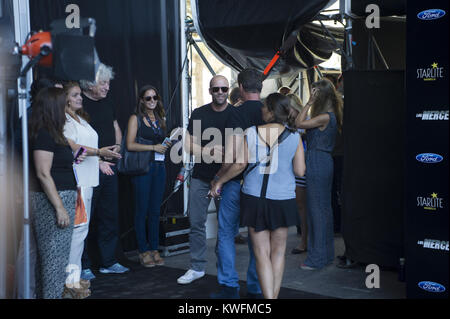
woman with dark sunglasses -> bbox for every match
[125,85,170,268]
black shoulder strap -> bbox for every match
[135,115,146,139]
[259,128,292,198]
[120,115,141,153]
[277,128,292,146]
[137,115,142,131]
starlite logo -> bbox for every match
[416,110,449,121]
[416,153,444,164]
[417,9,446,21]
[417,63,444,81]
[418,281,446,293]
[417,193,444,211]
[417,239,449,252]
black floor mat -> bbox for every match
[88,262,331,299]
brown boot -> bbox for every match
[151,250,164,266]
[139,251,155,268]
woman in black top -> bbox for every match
[126,85,170,268]
[28,87,80,299]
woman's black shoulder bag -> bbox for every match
[117,115,153,175]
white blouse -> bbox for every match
[64,113,99,188]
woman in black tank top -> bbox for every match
[125,85,170,268]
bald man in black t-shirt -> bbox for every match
[210,69,264,299]
[177,75,234,286]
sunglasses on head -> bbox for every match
[144,95,159,102]
[211,87,229,93]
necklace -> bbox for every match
[145,114,159,131]
[145,111,156,126]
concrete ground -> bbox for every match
[158,227,406,299]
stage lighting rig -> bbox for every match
[13,17,100,83]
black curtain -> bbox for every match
[29,0,183,252]
[30,0,182,130]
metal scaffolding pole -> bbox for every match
[180,0,190,216]
[13,0,32,299]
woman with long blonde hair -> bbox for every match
[295,78,343,270]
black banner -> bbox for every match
[406,1,449,298]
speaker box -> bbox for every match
[159,216,190,257]
[342,70,405,268]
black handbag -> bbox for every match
[117,116,153,175]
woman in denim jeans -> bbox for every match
[126,85,170,267]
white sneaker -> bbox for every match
[177,269,205,285]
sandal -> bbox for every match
[62,285,91,299]
[139,251,156,268]
[151,250,164,266]
[80,279,91,289]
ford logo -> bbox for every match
[418,281,446,293]
[416,153,444,164]
[418,9,446,20]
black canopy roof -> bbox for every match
[192,0,343,77]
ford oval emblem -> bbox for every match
[416,153,444,163]
[418,9,446,20]
[418,281,446,293]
